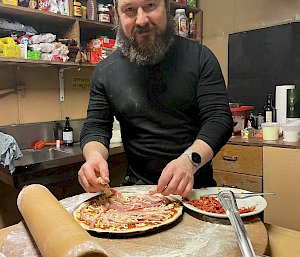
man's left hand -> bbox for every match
[156,156,196,198]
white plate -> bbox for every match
[183,187,267,219]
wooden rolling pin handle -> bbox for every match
[222,154,238,161]
[17,184,108,257]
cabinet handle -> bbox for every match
[222,154,238,161]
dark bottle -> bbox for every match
[264,93,276,123]
[188,12,196,39]
[63,117,73,146]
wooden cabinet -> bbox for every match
[212,144,263,192]
[263,146,300,232]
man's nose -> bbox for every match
[136,7,149,26]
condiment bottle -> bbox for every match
[98,6,110,23]
[63,117,74,146]
[174,9,189,38]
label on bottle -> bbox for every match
[63,131,73,143]
[265,111,272,123]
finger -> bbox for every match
[82,164,103,189]
[173,179,189,196]
[161,176,181,196]
[78,171,99,193]
[180,181,194,198]
[98,161,110,183]
[157,168,173,193]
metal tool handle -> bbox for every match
[218,190,256,257]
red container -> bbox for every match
[231,106,254,134]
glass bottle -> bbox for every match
[264,93,276,123]
[188,12,196,39]
[63,117,74,146]
[87,0,97,21]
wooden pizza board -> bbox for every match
[1,186,268,257]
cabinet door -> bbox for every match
[214,170,262,192]
[263,146,300,231]
[213,144,263,176]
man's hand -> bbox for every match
[78,152,110,193]
[156,155,196,198]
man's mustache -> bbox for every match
[132,23,156,35]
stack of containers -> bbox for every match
[275,85,295,124]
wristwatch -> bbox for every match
[182,151,202,169]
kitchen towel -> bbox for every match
[0,131,23,174]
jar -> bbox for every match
[261,122,279,141]
[281,122,300,142]
[174,9,189,38]
[73,1,82,17]
[98,7,110,23]
[81,5,87,19]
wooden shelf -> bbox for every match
[170,1,200,14]
[0,57,96,68]
[0,3,114,30]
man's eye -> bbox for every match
[144,3,156,12]
[125,7,137,15]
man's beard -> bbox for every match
[117,12,175,65]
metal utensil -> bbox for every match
[204,192,275,199]
[217,190,256,257]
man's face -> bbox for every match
[117,0,167,44]
[116,0,175,65]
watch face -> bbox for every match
[191,152,201,164]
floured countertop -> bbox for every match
[1,186,268,257]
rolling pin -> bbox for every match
[17,184,108,257]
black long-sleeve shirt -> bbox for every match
[81,36,233,186]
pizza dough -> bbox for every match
[73,191,183,235]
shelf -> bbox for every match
[0,3,114,31]
[170,1,201,14]
[0,57,96,68]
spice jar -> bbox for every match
[98,6,110,23]
[73,1,82,17]
[81,5,87,19]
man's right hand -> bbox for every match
[78,147,110,193]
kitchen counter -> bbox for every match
[0,142,124,189]
[228,135,300,149]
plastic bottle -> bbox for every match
[87,0,97,21]
[174,9,189,38]
[188,12,196,39]
[63,117,74,146]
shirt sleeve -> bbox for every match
[196,45,233,155]
[80,66,114,150]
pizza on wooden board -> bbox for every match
[73,189,183,234]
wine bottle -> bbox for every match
[63,117,73,146]
[264,93,276,123]
[188,12,196,39]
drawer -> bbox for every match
[212,144,262,176]
[214,169,262,192]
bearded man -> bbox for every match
[78,0,233,197]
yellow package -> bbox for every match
[2,0,18,6]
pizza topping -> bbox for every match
[74,191,182,232]
[187,196,256,215]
